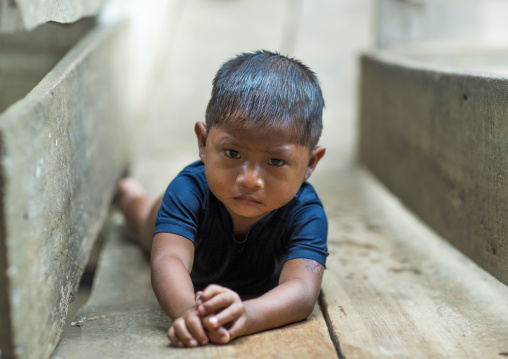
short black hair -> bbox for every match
[205,50,324,148]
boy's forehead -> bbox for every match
[211,121,307,146]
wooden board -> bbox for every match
[0,21,129,359]
[359,51,508,285]
[315,165,508,358]
[52,214,339,359]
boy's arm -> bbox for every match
[244,258,324,334]
[151,232,195,319]
[197,257,324,340]
[151,232,210,346]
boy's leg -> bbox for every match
[116,179,163,253]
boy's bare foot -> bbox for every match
[115,179,161,253]
[116,178,146,212]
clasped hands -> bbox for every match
[168,284,248,347]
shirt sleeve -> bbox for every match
[285,202,328,267]
[154,171,204,242]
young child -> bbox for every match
[117,50,328,347]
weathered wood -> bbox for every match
[0,0,107,33]
[0,21,128,359]
[315,165,508,358]
[53,214,339,359]
[359,51,508,286]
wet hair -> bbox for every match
[205,50,325,148]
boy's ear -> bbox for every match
[304,146,326,182]
[194,121,207,162]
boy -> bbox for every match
[117,50,328,347]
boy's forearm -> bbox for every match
[151,255,196,320]
[243,279,318,335]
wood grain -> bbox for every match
[314,165,508,358]
[53,215,338,359]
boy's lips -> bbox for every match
[234,195,262,206]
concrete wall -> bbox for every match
[0,19,129,359]
[376,0,508,48]
[0,0,107,33]
[0,19,96,112]
[0,1,185,357]
[359,51,508,286]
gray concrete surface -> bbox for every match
[0,0,107,33]
[0,19,96,112]
[377,0,508,48]
[0,21,129,359]
[359,51,508,286]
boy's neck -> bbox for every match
[227,210,268,240]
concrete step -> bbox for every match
[0,0,108,33]
[0,20,129,359]
[359,49,508,286]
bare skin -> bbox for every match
[117,179,229,346]
[116,121,326,347]
[116,179,161,253]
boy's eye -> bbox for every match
[268,158,285,167]
[224,149,241,159]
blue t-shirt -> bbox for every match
[155,161,328,295]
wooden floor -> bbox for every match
[54,1,508,358]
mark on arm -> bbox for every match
[303,259,324,278]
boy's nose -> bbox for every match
[237,163,264,189]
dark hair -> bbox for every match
[205,50,324,148]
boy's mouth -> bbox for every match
[234,195,262,206]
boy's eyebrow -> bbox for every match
[216,135,296,157]
[266,146,295,157]
[215,135,239,147]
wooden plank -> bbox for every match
[52,214,339,359]
[315,165,508,358]
[0,21,129,359]
[0,0,107,33]
[359,51,508,285]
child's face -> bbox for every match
[195,121,325,230]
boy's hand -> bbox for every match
[195,285,248,344]
[167,305,209,347]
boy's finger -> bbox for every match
[225,316,248,341]
[167,326,184,347]
[205,325,231,344]
[206,301,243,328]
[186,315,209,345]
[195,291,204,305]
[199,284,227,301]
[171,318,199,347]
[198,291,240,315]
